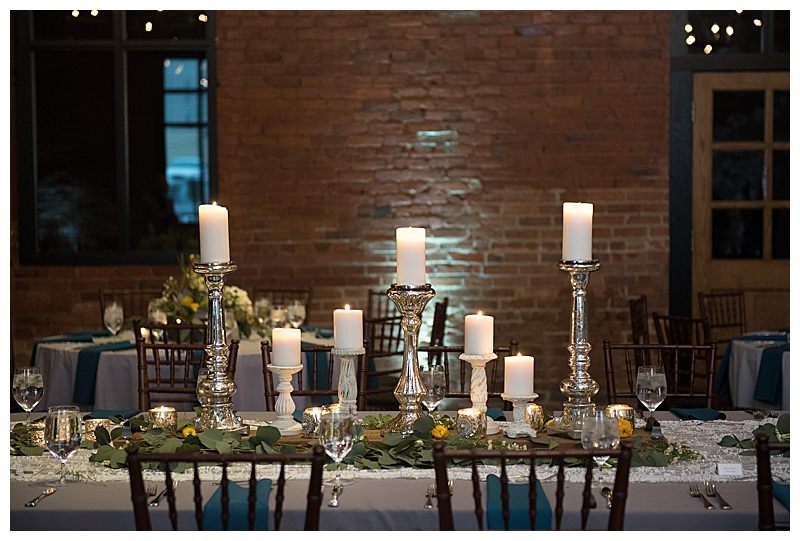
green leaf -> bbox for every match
[281,445,297,454]
[94,427,112,446]
[198,428,224,449]
[90,445,116,462]
[157,438,183,453]
[718,435,740,447]
[255,426,281,446]
[176,418,194,431]
[354,457,381,469]
[110,427,124,441]
[20,446,45,456]
[777,414,790,435]
[413,415,435,439]
[382,432,404,447]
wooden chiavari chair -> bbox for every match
[629,295,650,345]
[252,287,313,323]
[133,320,207,345]
[652,313,711,346]
[426,297,449,367]
[698,290,746,345]
[358,314,404,410]
[260,343,336,411]
[755,433,790,531]
[99,288,161,328]
[366,288,395,319]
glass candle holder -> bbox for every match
[604,404,636,422]
[148,406,177,431]
[302,407,323,437]
[525,403,544,431]
[29,421,46,447]
[84,418,112,442]
[322,404,341,414]
[456,408,486,439]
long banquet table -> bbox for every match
[10,410,789,531]
[728,336,790,411]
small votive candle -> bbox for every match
[84,418,112,442]
[525,403,544,431]
[29,421,46,447]
[604,404,636,422]
[322,404,341,414]
[456,407,486,439]
[302,407,323,437]
[148,406,177,431]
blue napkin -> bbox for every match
[203,479,272,530]
[715,333,788,396]
[753,344,790,404]
[486,474,552,530]
[772,481,790,510]
[72,341,135,405]
[669,408,726,421]
[30,330,110,365]
[301,341,333,406]
[487,407,507,421]
[84,409,140,421]
[315,328,334,339]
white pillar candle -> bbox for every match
[272,328,301,367]
[333,304,363,350]
[199,202,230,263]
[396,227,426,286]
[562,202,593,261]
[504,353,535,397]
[464,311,494,355]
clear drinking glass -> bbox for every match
[421,365,446,419]
[147,299,167,342]
[318,411,356,487]
[255,298,272,337]
[270,305,288,329]
[636,366,668,422]
[13,367,45,425]
[103,300,124,336]
[580,412,620,467]
[44,405,82,485]
[287,300,306,329]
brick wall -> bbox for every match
[11,10,671,409]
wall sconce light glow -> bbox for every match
[91,10,99,16]
[145,21,153,32]
[684,23,693,33]
[198,13,208,23]
[753,19,762,27]
[71,10,79,17]
[710,23,720,34]
[726,26,734,36]
[703,44,713,54]
[685,35,696,45]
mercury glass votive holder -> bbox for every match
[302,407,323,437]
[604,404,636,422]
[456,408,486,439]
[525,403,545,431]
[322,404,341,414]
[84,418,112,442]
[148,406,178,431]
[29,421,46,447]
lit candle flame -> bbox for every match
[477,310,483,316]
[345,304,350,310]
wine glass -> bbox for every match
[103,300,124,336]
[580,412,620,467]
[254,298,272,337]
[13,367,45,425]
[318,410,356,488]
[421,365,446,419]
[147,299,167,342]
[287,300,306,329]
[636,366,668,424]
[270,305,288,329]
[44,405,82,485]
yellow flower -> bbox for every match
[181,426,197,438]
[618,418,633,438]
[181,295,200,313]
[431,425,449,439]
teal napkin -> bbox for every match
[486,474,552,530]
[203,479,272,530]
[753,344,789,404]
[772,481,790,510]
[716,333,788,395]
[487,407,506,421]
[72,341,135,405]
[301,341,333,406]
[669,408,726,421]
[84,409,140,421]
[30,330,110,365]
[316,328,334,339]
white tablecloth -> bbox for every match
[728,338,790,411]
[33,334,335,412]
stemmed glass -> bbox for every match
[421,365,446,420]
[147,299,167,342]
[318,410,356,488]
[580,412,620,467]
[636,366,668,425]
[287,300,306,329]
[270,305,288,329]
[13,367,44,425]
[103,301,124,336]
[43,405,82,485]
[254,298,272,337]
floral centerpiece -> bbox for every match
[156,254,256,338]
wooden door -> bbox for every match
[692,72,789,331]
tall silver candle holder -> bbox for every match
[385,283,436,436]
[193,261,245,433]
[459,352,500,435]
[551,259,601,438]
[334,346,365,415]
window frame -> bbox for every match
[14,10,219,265]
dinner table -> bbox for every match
[9,410,790,531]
[720,331,790,411]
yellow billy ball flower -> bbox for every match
[181,426,197,438]
[431,425,449,439]
[618,418,633,438]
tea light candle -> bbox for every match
[504,353,535,396]
[562,202,593,261]
[29,421,46,447]
[301,407,323,437]
[84,418,112,442]
[465,312,494,355]
[525,403,544,431]
[334,304,363,350]
[605,404,635,422]
[322,404,341,414]
[199,202,230,263]
[456,407,486,438]
[396,227,426,286]
[148,406,177,431]
[272,328,301,367]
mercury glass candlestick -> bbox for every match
[552,259,601,438]
[385,284,436,436]
[501,393,538,438]
[267,364,303,436]
[334,346,365,415]
[193,261,245,433]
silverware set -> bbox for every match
[147,481,177,508]
[25,487,57,508]
[704,480,732,510]
[424,480,453,509]
[601,486,613,509]
[328,484,343,508]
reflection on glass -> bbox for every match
[712,209,763,259]
[33,10,113,39]
[713,91,764,142]
[685,11,763,55]
[774,91,789,142]
[774,11,789,53]
[712,151,764,200]
[126,11,208,40]
[773,150,789,200]
[772,209,789,260]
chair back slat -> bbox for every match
[366,288,395,319]
[629,295,650,345]
[221,463,230,530]
[652,313,710,345]
[247,463,257,531]
[165,467,177,530]
[261,343,337,411]
[581,459,594,530]
[193,465,204,530]
[756,433,790,530]
[555,462,565,530]
[698,290,746,344]
[304,449,325,530]
[500,459,510,530]
[528,460,538,530]
[275,463,286,530]
[471,460,484,530]
[253,287,313,324]
[99,288,161,328]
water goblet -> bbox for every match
[44,405,83,485]
[13,367,45,425]
[270,305,288,329]
[420,365,446,420]
[287,300,307,329]
[318,410,356,488]
[255,298,272,337]
[103,300,124,336]
[636,366,668,425]
[580,412,620,467]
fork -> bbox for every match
[149,481,177,508]
[689,483,715,509]
[424,483,435,509]
[705,480,731,510]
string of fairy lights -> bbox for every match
[69,10,209,31]
[685,10,763,55]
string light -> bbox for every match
[71,10,79,17]
[710,23,720,34]
[753,18,762,27]
[198,13,208,23]
[703,44,713,54]
[91,10,98,16]
[145,21,153,32]
[686,35,696,45]
[726,26,734,36]
[684,24,693,33]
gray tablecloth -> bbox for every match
[729,340,790,410]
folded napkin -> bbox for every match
[30,330,110,365]
[315,328,334,339]
[669,408,726,421]
[772,481,790,511]
[91,329,136,345]
[486,474,552,530]
[487,407,507,422]
[715,333,788,395]
[753,344,790,404]
[300,342,333,406]
[84,409,140,421]
[203,479,272,530]
[72,341,135,405]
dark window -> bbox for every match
[15,10,216,264]
[712,209,763,259]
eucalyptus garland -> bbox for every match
[717,413,790,456]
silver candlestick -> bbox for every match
[552,259,601,438]
[385,284,435,436]
[334,346,365,415]
[193,261,245,433]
